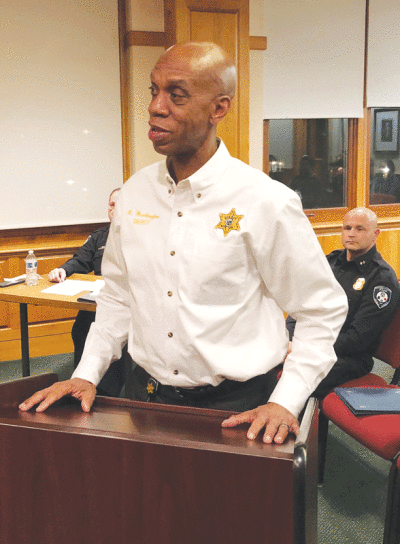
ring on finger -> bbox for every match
[279,423,290,431]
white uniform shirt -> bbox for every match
[73,141,347,417]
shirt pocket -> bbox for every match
[185,240,248,305]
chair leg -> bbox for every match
[384,457,400,544]
[318,410,329,486]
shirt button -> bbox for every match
[173,369,179,375]
[170,251,175,256]
[197,193,201,198]
[168,332,173,338]
[177,211,183,217]
[167,291,173,296]
[168,189,172,194]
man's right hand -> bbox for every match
[19,378,96,413]
[48,268,67,282]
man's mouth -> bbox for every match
[148,126,170,142]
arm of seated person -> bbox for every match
[18,378,96,413]
[48,268,67,282]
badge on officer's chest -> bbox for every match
[215,208,244,237]
[353,277,365,290]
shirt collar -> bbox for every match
[339,244,378,272]
[165,139,231,197]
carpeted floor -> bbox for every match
[0,355,394,543]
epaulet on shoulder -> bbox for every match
[90,224,110,237]
[327,249,342,259]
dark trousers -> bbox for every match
[130,362,281,412]
[313,354,374,398]
[71,310,125,397]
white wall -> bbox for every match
[1,0,123,229]
[367,0,400,107]
[263,0,366,119]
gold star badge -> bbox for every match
[215,208,244,237]
[146,381,155,395]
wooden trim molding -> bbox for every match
[0,223,108,257]
[125,31,166,48]
[125,30,266,51]
[118,0,131,182]
[249,36,267,51]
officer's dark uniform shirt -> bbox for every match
[287,244,400,390]
[327,245,400,363]
[61,226,109,277]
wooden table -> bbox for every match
[0,274,98,376]
[0,374,319,544]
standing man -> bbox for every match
[20,42,348,444]
[288,207,400,397]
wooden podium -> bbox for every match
[0,374,318,544]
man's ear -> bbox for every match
[210,95,231,126]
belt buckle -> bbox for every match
[146,377,159,401]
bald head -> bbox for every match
[344,207,378,228]
[341,207,380,260]
[157,42,237,99]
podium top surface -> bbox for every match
[0,374,297,460]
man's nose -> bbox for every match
[148,92,169,116]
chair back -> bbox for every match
[374,303,400,369]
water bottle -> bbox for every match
[25,250,38,286]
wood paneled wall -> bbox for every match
[0,224,105,362]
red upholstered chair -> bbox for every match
[318,303,400,544]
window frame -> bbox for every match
[263,118,358,226]
[368,107,400,219]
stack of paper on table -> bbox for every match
[42,279,105,297]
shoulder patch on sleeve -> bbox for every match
[373,286,392,309]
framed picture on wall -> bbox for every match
[374,109,400,152]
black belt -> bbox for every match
[135,364,282,405]
[146,376,231,402]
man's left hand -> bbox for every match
[221,402,300,444]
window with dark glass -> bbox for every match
[369,108,400,205]
[268,119,348,210]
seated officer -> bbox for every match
[48,188,125,397]
[287,207,400,397]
